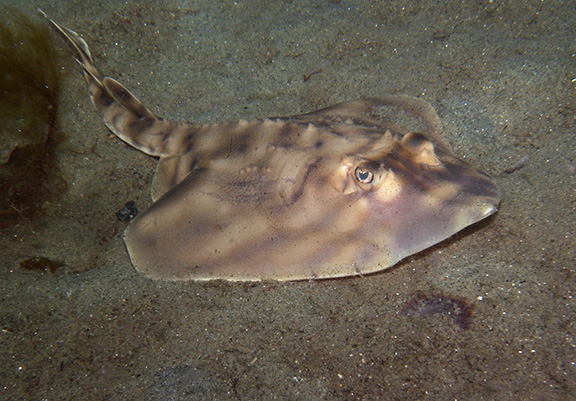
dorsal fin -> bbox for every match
[292,97,451,154]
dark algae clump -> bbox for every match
[0,8,66,228]
[116,200,139,223]
[19,256,64,273]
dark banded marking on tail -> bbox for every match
[42,10,200,158]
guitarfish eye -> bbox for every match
[354,167,374,184]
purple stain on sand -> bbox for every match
[400,291,473,330]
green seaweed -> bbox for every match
[0,8,66,228]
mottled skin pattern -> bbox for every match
[46,15,501,281]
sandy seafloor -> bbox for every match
[1,0,575,399]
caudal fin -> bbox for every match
[41,10,194,157]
